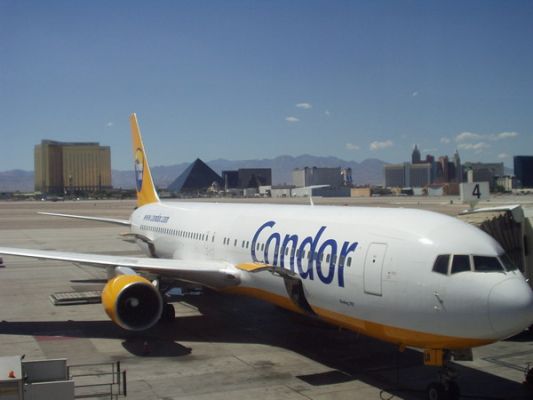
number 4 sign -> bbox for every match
[460,182,490,206]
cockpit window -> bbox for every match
[432,255,450,275]
[499,253,519,271]
[451,255,471,274]
[473,256,503,272]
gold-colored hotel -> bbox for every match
[34,140,112,193]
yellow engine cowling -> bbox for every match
[101,274,163,331]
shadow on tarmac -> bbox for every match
[1,289,532,399]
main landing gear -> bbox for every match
[159,303,176,323]
[152,278,176,324]
[424,349,460,400]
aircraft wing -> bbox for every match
[0,247,239,289]
[38,212,131,226]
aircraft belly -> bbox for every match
[233,272,495,348]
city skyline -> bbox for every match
[1,1,532,171]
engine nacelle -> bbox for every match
[101,274,163,331]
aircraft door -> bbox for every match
[205,231,215,257]
[364,243,387,296]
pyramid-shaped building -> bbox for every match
[167,158,223,193]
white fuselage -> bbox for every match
[130,201,533,350]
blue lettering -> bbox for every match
[265,232,281,265]
[144,214,170,224]
[251,221,275,262]
[297,226,326,280]
[338,241,358,287]
[249,220,357,288]
[316,239,337,284]
[280,234,298,272]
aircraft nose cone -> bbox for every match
[488,278,533,338]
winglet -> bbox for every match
[130,113,160,207]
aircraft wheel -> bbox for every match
[160,303,175,323]
[447,381,460,400]
[426,382,448,400]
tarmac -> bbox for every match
[1,197,533,399]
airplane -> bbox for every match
[1,113,533,400]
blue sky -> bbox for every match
[1,0,532,171]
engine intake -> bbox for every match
[102,274,163,331]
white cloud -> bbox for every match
[345,143,360,151]
[285,116,300,123]
[324,110,331,116]
[440,137,451,144]
[498,153,510,159]
[296,102,312,109]
[370,140,394,151]
[492,131,518,140]
[411,91,419,97]
[457,142,490,152]
[106,122,114,128]
[456,131,519,142]
[456,132,483,142]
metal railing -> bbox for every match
[67,361,126,399]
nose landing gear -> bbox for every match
[426,372,459,400]
[424,349,460,400]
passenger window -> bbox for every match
[326,254,330,263]
[433,255,450,275]
[499,253,519,271]
[451,255,471,274]
[347,257,352,267]
[474,256,503,272]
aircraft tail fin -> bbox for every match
[130,113,160,207]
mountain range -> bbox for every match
[112,155,386,189]
[0,155,386,192]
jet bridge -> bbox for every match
[458,205,533,286]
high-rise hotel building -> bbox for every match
[34,140,111,193]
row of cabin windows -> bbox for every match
[240,239,353,267]
[222,238,252,249]
[433,253,518,275]
[140,225,353,267]
[140,224,213,242]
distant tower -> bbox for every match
[453,150,462,183]
[412,145,421,164]
[425,154,436,183]
[436,156,450,183]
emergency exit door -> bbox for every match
[364,243,387,296]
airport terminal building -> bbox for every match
[34,140,112,194]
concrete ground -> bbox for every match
[0,198,533,399]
